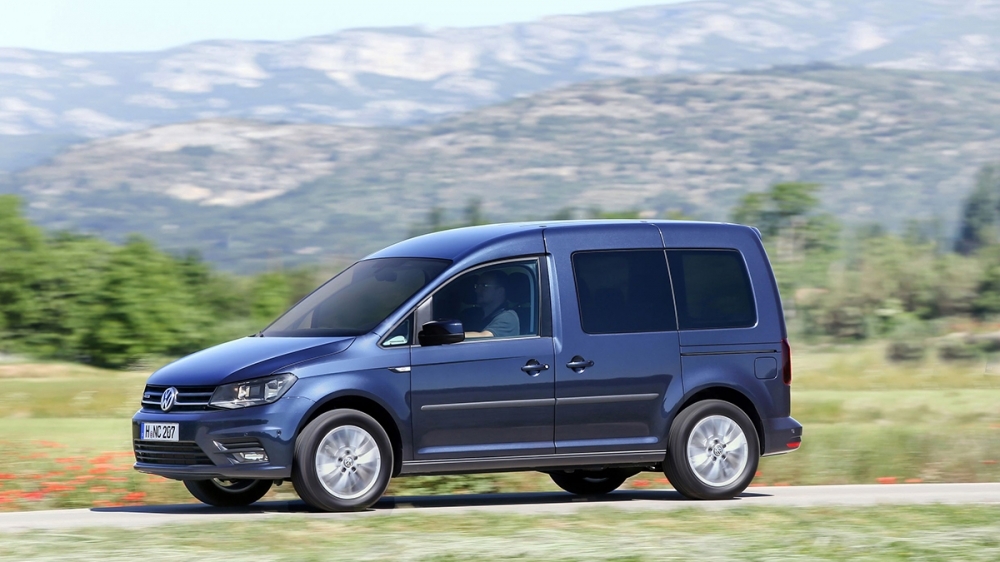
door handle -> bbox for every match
[521,359,550,376]
[566,355,594,373]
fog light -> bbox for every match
[234,451,268,463]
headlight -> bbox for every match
[210,373,297,409]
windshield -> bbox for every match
[262,258,450,337]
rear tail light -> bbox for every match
[781,338,792,385]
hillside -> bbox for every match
[7,65,1000,270]
[1,0,998,150]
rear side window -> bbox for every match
[667,250,756,330]
[572,250,676,334]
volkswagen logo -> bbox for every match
[160,387,179,412]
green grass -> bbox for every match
[4,506,1000,560]
[0,363,148,419]
[2,419,132,451]
[792,341,1000,391]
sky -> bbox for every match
[0,0,687,53]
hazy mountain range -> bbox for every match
[7,65,999,270]
[1,0,998,145]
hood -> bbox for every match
[147,336,354,387]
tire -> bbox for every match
[549,469,630,496]
[663,400,760,500]
[183,478,272,507]
[292,409,393,512]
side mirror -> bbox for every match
[418,320,465,346]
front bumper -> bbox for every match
[131,395,314,481]
[761,415,803,456]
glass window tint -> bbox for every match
[431,260,539,340]
[263,258,450,337]
[382,315,412,346]
[572,250,676,334]
[667,250,756,330]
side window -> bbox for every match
[667,250,756,330]
[430,260,540,340]
[572,250,676,334]
[382,314,412,347]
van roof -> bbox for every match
[367,220,754,262]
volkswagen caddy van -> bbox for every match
[133,221,802,511]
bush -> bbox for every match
[937,339,981,361]
[887,340,926,362]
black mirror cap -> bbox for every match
[418,320,465,346]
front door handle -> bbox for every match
[566,355,595,373]
[521,359,550,376]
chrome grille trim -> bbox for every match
[141,385,216,411]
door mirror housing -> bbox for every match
[418,320,466,346]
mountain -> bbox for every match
[9,65,1000,271]
[1,0,999,149]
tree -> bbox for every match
[955,165,1000,255]
[731,183,821,236]
[80,236,208,368]
[0,196,50,352]
[730,182,836,260]
[250,272,293,325]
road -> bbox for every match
[2,483,999,533]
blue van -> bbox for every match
[133,221,801,511]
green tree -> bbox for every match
[26,233,114,358]
[730,182,837,261]
[955,165,1000,255]
[974,245,1000,316]
[250,272,293,325]
[80,236,208,368]
[0,196,50,352]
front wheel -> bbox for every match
[549,469,630,496]
[292,409,393,512]
[183,478,272,507]
[663,400,759,500]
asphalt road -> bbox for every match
[2,483,999,533]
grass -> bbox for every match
[0,364,147,419]
[790,341,1000,391]
[0,341,999,511]
[4,505,1000,560]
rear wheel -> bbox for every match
[549,469,630,496]
[183,478,272,507]
[292,409,393,512]
[663,400,759,500]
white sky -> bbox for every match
[0,0,688,53]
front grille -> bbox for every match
[141,384,216,411]
[134,440,213,465]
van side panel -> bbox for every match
[544,223,682,455]
[655,223,784,346]
[674,352,799,456]
[655,222,800,456]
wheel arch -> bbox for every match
[675,386,765,454]
[299,394,404,477]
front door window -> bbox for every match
[429,260,540,340]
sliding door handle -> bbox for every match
[565,356,594,373]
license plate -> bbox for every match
[141,422,179,441]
